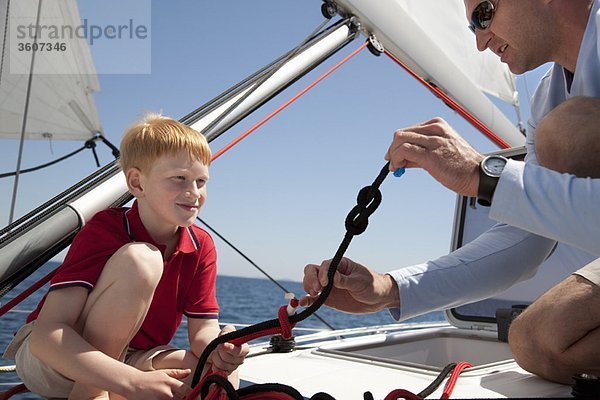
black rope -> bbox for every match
[0,145,87,179]
[199,374,238,399]
[0,135,119,180]
[418,363,457,398]
[191,162,391,390]
[197,217,336,331]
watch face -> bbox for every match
[483,156,507,176]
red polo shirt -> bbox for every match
[27,201,219,350]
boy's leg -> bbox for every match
[69,242,163,399]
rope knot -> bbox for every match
[278,305,294,340]
[344,185,382,235]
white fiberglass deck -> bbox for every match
[239,324,572,399]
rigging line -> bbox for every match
[197,217,336,331]
[212,41,368,161]
[0,267,55,318]
[200,17,331,142]
[8,0,44,225]
[0,0,10,91]
[0,145,87,179]
[383,49,511,150]
[0,134,118,179]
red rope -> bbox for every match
[383,50,510,149]
[211,42,369,161]
[237,394,295,400]
[0,384,28,400]
[186,304,298,400]
[0,268,56,318]
[440,361,473,399]
[383,389,422,400]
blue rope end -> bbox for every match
[393,167,405,178]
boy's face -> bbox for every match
[130,150,209,232]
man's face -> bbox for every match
[463,0,549,74]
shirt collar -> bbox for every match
[125,201,199,255]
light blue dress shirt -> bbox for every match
[389,0,600,321]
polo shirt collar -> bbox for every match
[125,201,199,255]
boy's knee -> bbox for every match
[536,96,600,178]
[113,243,163,289]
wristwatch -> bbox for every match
[477,155,508,206]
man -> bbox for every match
[301,0,600,384]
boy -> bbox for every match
[3,114,248,399]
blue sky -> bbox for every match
[0,0,548,282]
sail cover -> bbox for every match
[0,0,101,140]
[335,0,524,146]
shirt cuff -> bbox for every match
[489,159,524,221]
[385,264,430,322]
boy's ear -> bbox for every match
[126,167,144,197]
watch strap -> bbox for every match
[477,163,499,207]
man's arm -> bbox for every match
[388,224,557,321]
[490,160,600,256]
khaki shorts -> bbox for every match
[573,257,600,286]
[2,322,177,398]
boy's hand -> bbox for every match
[210,325,250,374]
[127,368,191,400]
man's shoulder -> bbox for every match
[529,65,565,126]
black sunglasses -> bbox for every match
[468,1,496,33]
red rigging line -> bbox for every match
[383,49,511,150]
[0,269,55,318]
[211,42,369,162]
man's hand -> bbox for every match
[385,117,484,197]
[299,257,399,313]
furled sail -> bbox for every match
[335,0,524,146]
[0,0,102,140]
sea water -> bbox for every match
[0,261,444,398]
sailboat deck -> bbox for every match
[239,324,572,399]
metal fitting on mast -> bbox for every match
[367,34,385,56]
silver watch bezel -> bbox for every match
[481,155,508,178]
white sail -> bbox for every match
[335,0,524,147]
[0,0,102,140]
[397,0,517,105]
